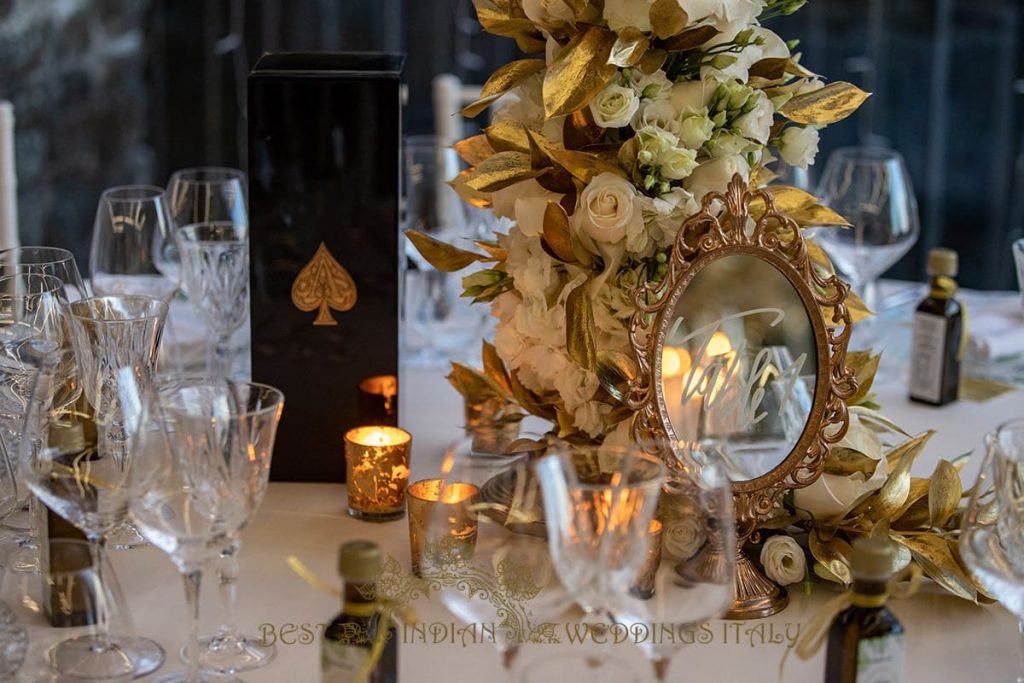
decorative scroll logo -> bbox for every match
[291,242,357,326]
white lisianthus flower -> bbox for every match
[658,146,698,181]
[700,24,788,83]
[663,514,707,561]
[778,125,820,169]
[574,172,643,246]
[640,187,700,246]
[523,0,576,28]
[627,69,673,102]
[590,83,641,129]
[603,0,654,32]
[633,101,682,137]
[706,131,756,158]
[680,0,764,28]
[635,124,677,166]
[669,77,718,115]
[490,179,562,231]
[677,109,714,149]
[760,535,806,586]
[733,92,774,144]
[684,154,750,201]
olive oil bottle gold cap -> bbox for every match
[926,248,958,277]
[338,540,381,581]
[851,537,895,580]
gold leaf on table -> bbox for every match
[447,361,501,404]
[959,376,1019,403]
[404,229,490,272]
[461,58,546,118]
[809,531,852,585]
[543,202,578,263]
[857,431,934,521]
[482,340,513,397]
[543,26,618,118]
[846,350,881,405]
[452,135,497,166]
[748,57,789,80]
[566,280,598,371]
[609,27,649,67]
[892,533,977,602]
[465,151,543,192]
[663,24,719,51]
[778,81,872,125]
[649,0,689,39]
[929,460,962,528]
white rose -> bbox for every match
[628,69,673,101]
[707,131,756,158]
[641,187,699,246]
[669,77,718,115]
[677,110,714,149]
[760,535,806,586]
[658,146,698,181]
[573,399,610,438]
[590,83,640,129]
[778,126,820,169]
[733,92,774,144]
[635,124,677,166]
[633,101,682,137]
[663,514,707,561]
[684,154,750,201]
[680,0,764,27]
[523,0,576,28]
[603,0,654,33]
[574,172,643,245]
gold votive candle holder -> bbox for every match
[406,478,479,577]
[631,519,664,599]
[344,426,412,522]
[357,374,398,426]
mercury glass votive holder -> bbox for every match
[406,478,479,577]
[631,519,664,599]
[344,426,412,521]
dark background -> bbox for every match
[0,0,1020,289]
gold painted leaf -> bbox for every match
[475,7,547,53]
[609,27,649,67]
[649,0,689,39]
[790,203,852,227]
[749,57,789,80]
[484,120,534,153]
[846,350,881,404]
[543,202,577,263]
[405,229,489,273]
[465,151,543,192]
[809,532,852,585]
[617,135,640,179]
[595,350,636,403]
[892,533,976,602]
[509,369,558,422]
[566,281,597,371]
[543,26,618,118]
[857,431,934,521]
[448,170,493,209]
[663,24,719,51]
[447,361,501,404]
[461,59,546,118]
[563,107,605,149]
[806,238,835,275]
[473,239,507,261]
[754,185,818,214]
[893,477,931,522]
[482,340,513,397]
[778,81,872,125]
[529,128,624,182]
[824,447,878,477]
[749,165,778,187]
[929,460,961,528]
[638,48,667,74]
[452,134,496,166]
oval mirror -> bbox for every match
[656,253,820,482]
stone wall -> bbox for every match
[0,0,153,266]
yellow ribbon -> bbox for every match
[779,564,922,680]
[286,555,417,683]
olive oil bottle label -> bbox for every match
[909,312,947,403]
[856,633,905,683]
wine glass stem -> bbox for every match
[207,332,232,379]
[88,534,111,649]
[860,278,880,314]
[216,535,242,639]
[183,568,203,681]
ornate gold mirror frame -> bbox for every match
[626,174,856,618]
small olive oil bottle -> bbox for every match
[909,248,963,406]
[321,540,398,683]
[824,538,905,683]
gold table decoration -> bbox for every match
[406,478,479,577]
[344,426,412,521]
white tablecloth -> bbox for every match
[12,288,1024,682]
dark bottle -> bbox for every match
[322,540,398,683]
[909,248,963,406]
[824,538,905,683]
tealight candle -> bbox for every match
[357,375,398,426]
[344,426,412,521]
[406,478,479,577]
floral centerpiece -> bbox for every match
[409,0,989,601]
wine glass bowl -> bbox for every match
[0,246,88,302]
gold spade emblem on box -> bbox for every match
[291,242,357,326]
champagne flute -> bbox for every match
[814,147,920,316]
[19,350,164,679]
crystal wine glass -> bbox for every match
[611,444,735,681]
[19,350,164,679]
[961,418,1024,682]
[533,445,665,679]
[127,376,260,683]
[175,222,248,379]
[194,381,284,674]
[0,246,89,302]
[814,147,920,315]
